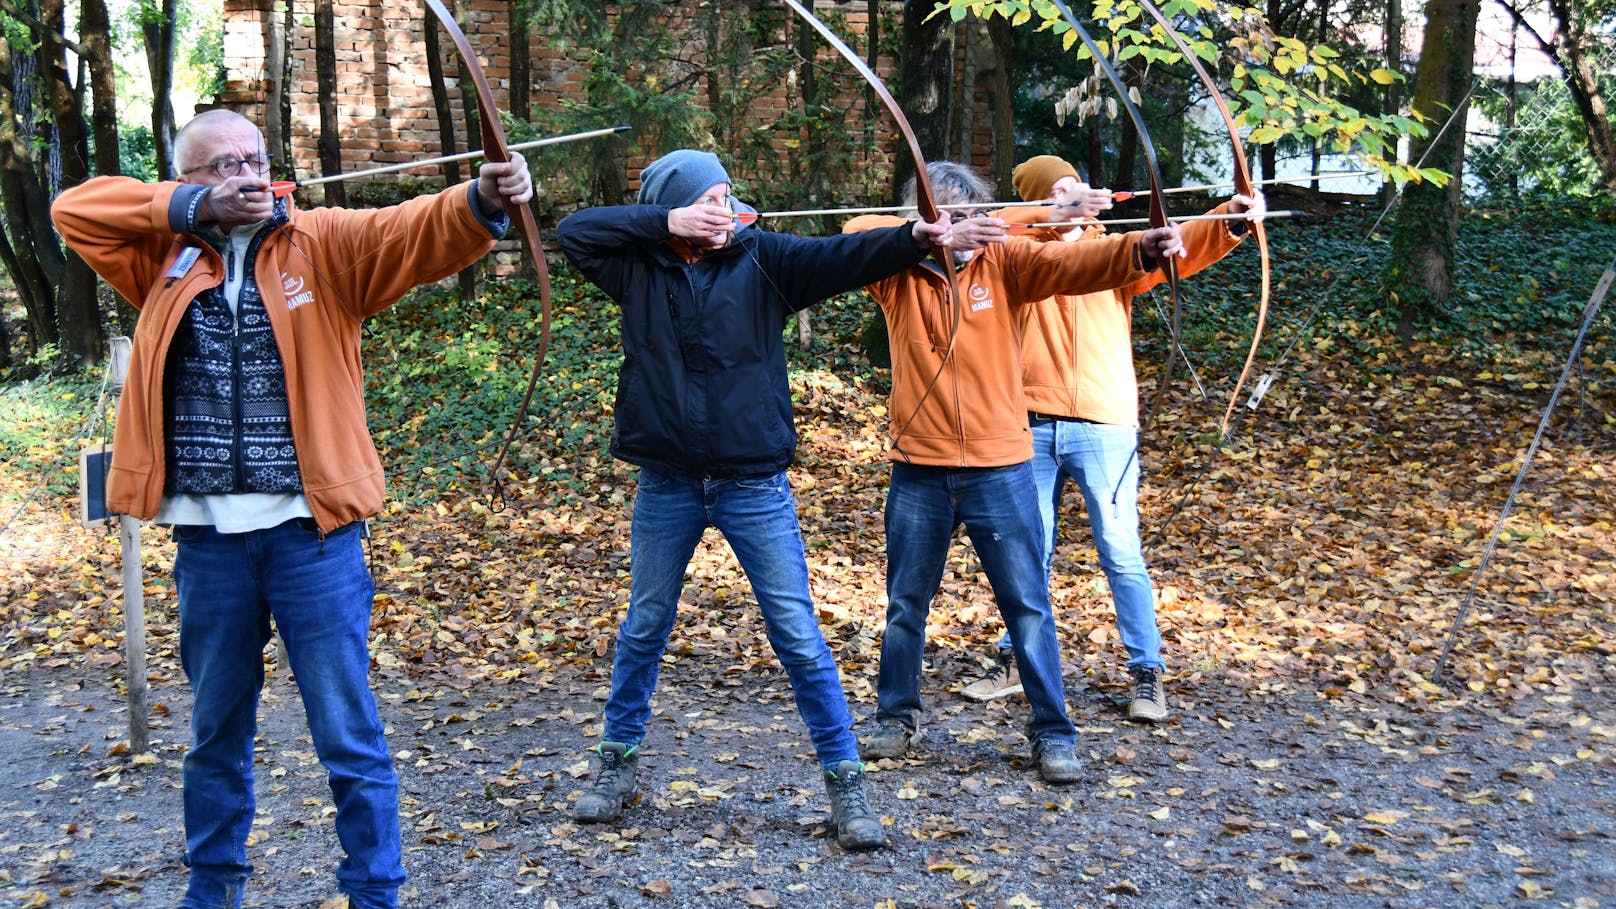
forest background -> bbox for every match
[0,0,1613,906]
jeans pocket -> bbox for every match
[290,517,362,539]
[171,524,208,543]
[732,471,785,495]
[637,467,676,491]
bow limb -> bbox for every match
[1045,0,1181,431]
[1135,0,1271,439]
[780,0,959,457]
[424,0,553,507]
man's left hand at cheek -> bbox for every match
[942,217,1007,252]
[475,157,534,216]
[1052,185,1113,221]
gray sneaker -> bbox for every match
[861,718,921,759]
[572,741,639,823]
[1127,667,1169,723]
[823,760,885,850]
[1032,739,1081,784]
[961,650,1023,701]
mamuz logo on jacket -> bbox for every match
[282,273,314,311]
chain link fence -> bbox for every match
[1466,31,1613,198]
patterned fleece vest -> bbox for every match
[163,226,303,495]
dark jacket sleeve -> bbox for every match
[753,224,928,312]
[556,205,673,301]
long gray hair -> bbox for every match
[900,162,994,210]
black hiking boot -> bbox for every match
[572,741,639,823]
[823,760,885,850]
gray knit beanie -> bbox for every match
[636,149,731,208]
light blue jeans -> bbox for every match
[174,518,402,909]
[878,462,1076,748]
[603,468,860,768]
[1005,417,1162,670]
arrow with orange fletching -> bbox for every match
[999,210,1294,233]
[728,208,1289,230]
[263,125,629,198]
[1109,169,1378,202]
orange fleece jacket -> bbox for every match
[52,177,500,532]
[845,215,1152,467]
[999,203,1248,427]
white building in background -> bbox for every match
[1177,3,1566,198]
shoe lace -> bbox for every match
[593,746,633,789]
[1132,669,1161,702]
[830,767,873,818]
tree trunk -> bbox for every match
[0,47,61,352]
[985,15,1014,197]
[313,0,344,207]
[1385,0,1480,335]
[507,2,536,281]
[1112,65,1139,190]
[1084,117,1103,187]
[894,0,953,202]
[706,0,725,134]
[0,287,12,368]
[1536,0,1616,197]
[424,5,477,300]
[141,0,176,178]
[80,0,118,177]
[1385,0,1403,116]
[587,8,633,206]
[797,12,829,207]
[862,0,880,201]
[1383,0,1403,205]
[956,22,977,164]
[40,0,101,366]
[1560,46,1616,198]
[510,0,530,127]
[266,0,290,172]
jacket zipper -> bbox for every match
[943,275,967,466]
[229,245,246,492]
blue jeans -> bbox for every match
[1007,417,1161,670]
[603,468,859,768]
[173,518,402,909]
[878,462,1076,747]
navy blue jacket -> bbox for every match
[557,205,927,478]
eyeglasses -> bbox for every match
[182,154,273,179]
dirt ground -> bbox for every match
[1,646,1611,909]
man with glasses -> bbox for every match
[52,108,532,909]
[555,148,951,851]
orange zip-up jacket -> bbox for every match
[845,215,1153,467]
[996,202,1248,427]
[52,177,500,532]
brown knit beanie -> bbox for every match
[1012,155,1079,202]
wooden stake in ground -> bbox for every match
[107,337,150,753]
